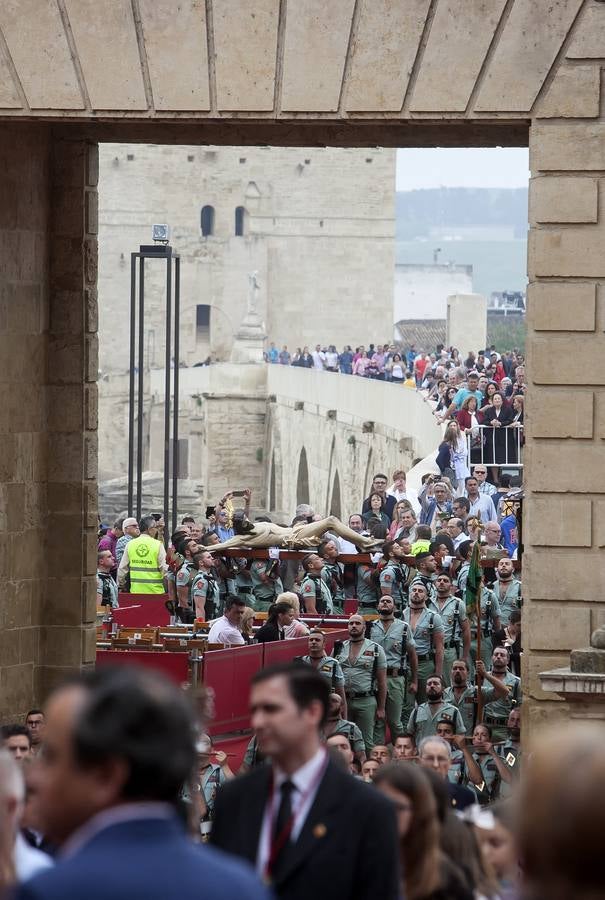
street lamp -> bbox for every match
[128,227,181,544]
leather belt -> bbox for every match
[417,653,433,662]
[346,690,374,699]
[484,714,507,725]
[386,667,405,677]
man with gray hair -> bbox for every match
[0,750,53,882]
[294,503,314,521]
[418,737,475,810]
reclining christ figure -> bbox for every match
[208,511,380,553]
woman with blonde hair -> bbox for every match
[374,763,472,900]
[239,606,256,643]
[277,591,310,639]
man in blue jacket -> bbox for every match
[15,666,269,900]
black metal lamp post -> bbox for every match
[127,236,180,546]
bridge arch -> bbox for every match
[296,447,310,507]
[330,470,342,519]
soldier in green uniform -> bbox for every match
[494,707,521,799]
[406,675,466,745]
[317,539,345,614]
[492,557,522,626]
[191,550,221,621]
[250,558,283,612]
[299,554,333,614]
[442,657,510,736]
[370,595,418,742]
[409,551,438,605]
[481,646,522,742]
[402,577,445,703]
[468,723,514,805]
[299,628,346,713]
[435,720,483,792]
[355,560,380,612]
[323,692,366,763]
[232,558,255,605]
[429,573,470,686]
[442,659,479,735]
[175,538,200,618]
[336,614,387,753]
[378,541,410,611]
[471,585,502,671]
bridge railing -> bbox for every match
[464,423,524,470]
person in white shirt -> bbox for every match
[311,344,325,370]
[472,466,498,496]
[207,595,246,645]
[464,476,497,524]
[446,517,468,550]
[0,750,53,884]
[387,469,421,517]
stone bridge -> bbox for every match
[144,363,442,521]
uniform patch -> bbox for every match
[506,752,516,767]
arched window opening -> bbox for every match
[201,205,215,236]
[235,206,246,236]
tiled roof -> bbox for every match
[395,319,446,353]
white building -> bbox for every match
[394,262,473,323]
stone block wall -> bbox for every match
[40,137,99,702]
[525,111,605,726]
[0,130,98,720]
[0,126,50,720]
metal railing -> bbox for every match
[464,423,524,469]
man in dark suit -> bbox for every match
[211,662,400,900]
[15,667,268,900]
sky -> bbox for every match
[396,147,529,191]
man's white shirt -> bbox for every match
[207,616,245,645]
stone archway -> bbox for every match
[296,447,310,507]
[269,450,276,512]
[330,470,342,520]
[0,1,602,726]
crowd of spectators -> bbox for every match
[0,340,539,899]
[0,665,600,900]
[264,341,524,387]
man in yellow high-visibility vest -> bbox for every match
[118,515,168,594]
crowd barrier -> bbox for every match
[96,648,190,683]
[465,423,524,469]
[113,593,170,627]
[96,616,349,736]
[204,628,348,736]
[205,643,263,734]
